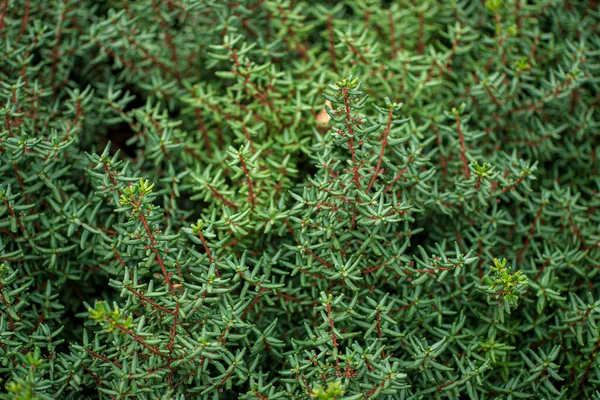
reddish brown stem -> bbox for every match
[533,257,552,282]
[516,202,545,262]
[327,14,337,70]
[126,286,176,315]
[455,113,470,178]
[388,11,397,59]
[0,0,8,36]
[133,197,175,294]
[367,108,394,191]
[194,109,212,157]
[238,154,256,208]
[17,0,31,43]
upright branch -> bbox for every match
[453,108,470,179]
[367,106,394,192]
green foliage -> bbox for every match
[311,381,345,400]
[1,0,600,399]
[480,258,528,311]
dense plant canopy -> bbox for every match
[1,0,600,398]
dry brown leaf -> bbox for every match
[316,100,332,128]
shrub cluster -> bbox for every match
[1,0,600,399]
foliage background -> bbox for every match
[1,0,600,398]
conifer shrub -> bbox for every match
[1,0,600,398]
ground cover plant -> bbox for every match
[1,0,600,398]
